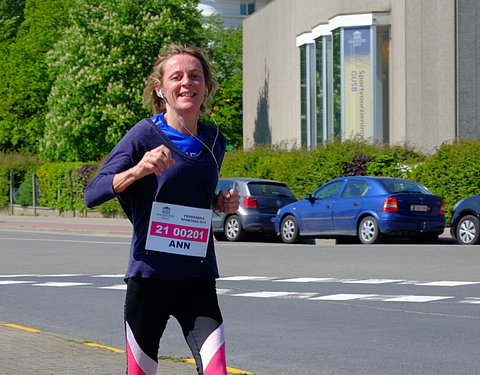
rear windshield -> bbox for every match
[247,183,295,197]
[380,179,433,195]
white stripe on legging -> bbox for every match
[199,323,225,371]
[126,321,158,375]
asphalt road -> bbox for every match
[1,230,479,374]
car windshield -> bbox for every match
[380,179,433,195]
[247,183,295,197]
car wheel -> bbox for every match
[280,215,299,244]
[456,215,480,245]
[224,215,246,242]
[358,216,383,244]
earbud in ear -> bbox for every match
[159,90,165,99]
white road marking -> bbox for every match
[219,276,274,281]
[1,274,478,305]
[0,237,129,245]
[35,274,87,277]
[0,280,34,285]
[381,295,452,302]
[33,282,93,287]
[91,274,125,278]
[0,274,35,278]
[310,294,378,301]
[216,288,232,294]
[414,281,480,287]
[233,291,297,298]
[98,284,127,290]
[342,279,405,284]
[309,294,454,303]
[460,298,480,304]
[274,277,336,283]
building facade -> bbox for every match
[243,0,480,153]
[198,0,272,28]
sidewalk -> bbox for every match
[0,323,197,375]
[0,214,132,237]
[0,214,253,375]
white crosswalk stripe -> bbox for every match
[0,274,478,305]
[219,276,275,281]
[0,280,34,285]
[412,281,479,287]
[310,294,378,301]
[341,279,405,284]
[232,291,299,298]
[33,282,93,287]
[460,298,480,304]
[98,284,127,290]
[274,277,336,283]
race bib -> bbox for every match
[146,202,212,257]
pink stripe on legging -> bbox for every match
[126,322,158,375]
[203,342,227,375]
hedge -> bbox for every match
[0,152,42,207]
[3,139,480,223]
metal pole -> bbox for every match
[32,173,37,216]
[9,171,14,215]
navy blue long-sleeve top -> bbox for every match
[84,118,226,281]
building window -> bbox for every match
[240,1,256,15]
[297,13,390,148]
[340,26,389,143]
[300,45,307,146]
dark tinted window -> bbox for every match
[341,181,369,198]
[247,183,295,197]
[380,179,432,195]
[314,181,343,199]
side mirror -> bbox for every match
[304,193,315,203]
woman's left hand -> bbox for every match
[216,189,240,214]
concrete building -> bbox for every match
[242,0,480,153]
[198,0,272,28]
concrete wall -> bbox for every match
[457,0,480,139]
[243,0,458,152]
[401,0,456,151]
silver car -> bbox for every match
[212,177,297,241]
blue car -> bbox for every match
[273,177,445,244]
[450,194,480,245]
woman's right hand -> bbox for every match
[113,145,175,193]
[133,145,176,179]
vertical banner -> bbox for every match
[342,27,372,139]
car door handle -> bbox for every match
[326,205,331,208]
[353,203,360,206]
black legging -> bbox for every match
[124,277,227,375]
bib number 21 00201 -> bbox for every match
[146,202,212,257]
[151,222,207,242]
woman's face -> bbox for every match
[159,54,206,114]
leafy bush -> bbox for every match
[16,169,37,206]
[411,140,480,222]
[0,152,42,206]
[221,140,423,198]
[35,162,90,211]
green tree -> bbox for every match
[41,0,206,161]
[204,22,243,148]
[0,0,71,152]
[0,0,25,43]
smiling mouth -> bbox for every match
[180,93,197,98]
